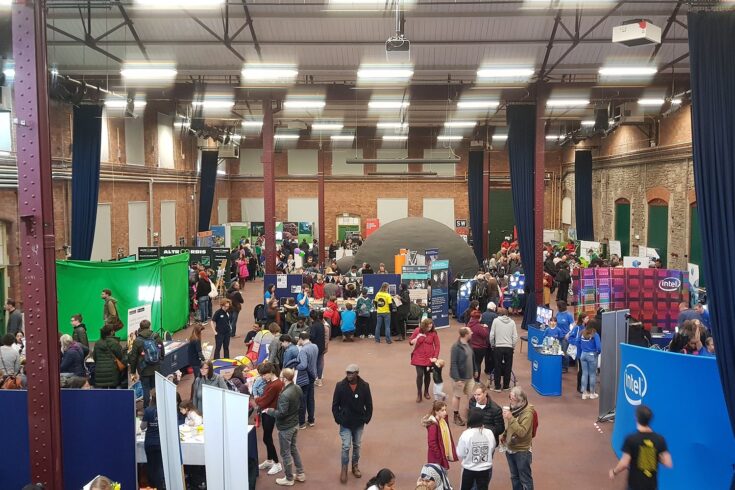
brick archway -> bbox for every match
[646,186,671,204]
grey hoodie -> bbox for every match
[489,316,518,348]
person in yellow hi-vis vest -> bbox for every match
[373,283,394,344]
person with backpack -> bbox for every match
[129,319,165,408]
[471,276,490,312]
[501,386,535,490]
[191,360,228,413]
[356,288,372,339]
[227,282,245,338]
[91,325,125,389]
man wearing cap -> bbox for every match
[332,363,373,484]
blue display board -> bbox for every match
[363,274,401,300]
[530,350,562,396]
[263,274,304,301]
[430,260,450,328]
[0,389,137,490]
[527,326,545,361]
[612,345,735,489]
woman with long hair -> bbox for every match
[195,271,212,323]
[191,360,228,412]
[253,362,285,476]
[421,401,457,470]
[410,318,441,402]
[365,468,396,490]
[187,323,205,378]
[462,300,480,325]
[579,326,602,400]
[567,312,589,393]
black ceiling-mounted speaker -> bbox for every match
[594,105,610,132]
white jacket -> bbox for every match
[456,427,496,471]
[489,316,518,348]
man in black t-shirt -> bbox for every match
[610,405,673,489]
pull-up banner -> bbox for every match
[612,345,735,489]
[430,260,450,328]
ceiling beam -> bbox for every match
[649,0,683,62]
[47,23,123,63]
[658,51,689,72]
[115,1,149,61]
[241,0,263,61]
[539,11,562,80]
[186,12,246,62]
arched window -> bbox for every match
[647,198,669,267]
[614,198,631,256]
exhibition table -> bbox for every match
[159,340,190,377]
[136,423,254,464]
[531,348,562,396]
[526,326,545,361]
[651,332,674,348]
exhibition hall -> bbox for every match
[0,0,734,489]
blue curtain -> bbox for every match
[574,150,594,241]
[198,150,219,232]
[506,105,538,329]
[468,150,484,263]
[689,10,735,448]
[70,105,102,260]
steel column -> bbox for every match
[482,149,490,260]
[317,148,325,267]
[262,97,276,274]
[534,84,547,308]
[12,0,65,487]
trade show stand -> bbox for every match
[159,340,189,376]
[650,331,674,348]
[136,424,254,465]
[526,325,545,361]
[531,347,562,396]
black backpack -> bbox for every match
[473,279,488,300]
[253,303,266,322]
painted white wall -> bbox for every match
[330,149,364,176]
[239,149,264,176]
[423,198,455,229]
[90,203,112,261]
[100,109,110,162]
[128,201,148,255]
[376,148,408,173]
[124,117,145,165]
[288,197,319,233]
[157,114,175,169]
[287,149,318,175]
[218,198,229,225]
[160,201,176,246]
[241,198,265,222]
[423,148,456,177]
[377,198,409,225]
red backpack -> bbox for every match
[532,408,539,438]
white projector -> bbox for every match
[612,20,661,47]
[386,35,410,63]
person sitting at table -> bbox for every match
[140,388,164,490]
[627,320,652,348]
[179,400,204,427]
[229,365,250,394]
[265,284,277,304]
[343,282,359,299]
[695,302,711,329]
[703,337,715,357]
[377,263,388,274]
[313,276,326,301]
[191,360,228,413]
[324,277,341,300]
[282,297,299,327]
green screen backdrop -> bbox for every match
[56,253,190,342]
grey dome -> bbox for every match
[354,217,479,278]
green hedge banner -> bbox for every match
[56,253,190,342]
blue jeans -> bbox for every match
[197,296,210,322]
[278,426,303,481]
[375,313,392,343]
[339,425,364,466]
[230,309,239,337]
[317,352,325,379]
[140,374,155,408]
[506,450,533,490]
[560,338,570,369]
[299,382,315,425]
[581,351,598,393]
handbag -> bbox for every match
[208,280,219,299]
[114,356,126,372]
[0,357,22,389]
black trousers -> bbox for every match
[472,348,487,381]
[494,347,514,389]
[461,467,492,490]
[145,445,165,490]
[214,333,230,359]
[356,316,370,337]
[261,412,279,462]
[415,365,431,395]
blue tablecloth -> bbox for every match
[651,333,674,348]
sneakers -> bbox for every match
[589,393,599,399]
[299,424,308,430]
[259,460,274,470]
[295,473,306,482]
[492,388,502,393]
[359,335,365,339]
[276,477,294,486]
[308,421,315,427]
[368,334,375,339]
[267,463,283,475]
[315,379,323,387]
[582,392,589,400]
[453,413,466,426]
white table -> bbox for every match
[136,424,253,465]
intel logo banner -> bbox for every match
[623,363,647,405]
[532,360,539,372]
[658,277,681,292]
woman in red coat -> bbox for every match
[421,401,457,470]
[410,318,441,402]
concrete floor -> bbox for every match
[174,279,624,490]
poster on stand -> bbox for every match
[365,218,380,238]
[402,265,430,305]
[608,240,622,258]
[579,240,602,261]
[210,225,226,247]
[687,263,700,304]
[623,256,646,268]
[196,231,214,248]
[127,304,152,337]
[298,222,314,244]
[430,260,450,328]
[425,248,439,269]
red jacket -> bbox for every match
[312,282,325,300]
[468,317,490,350]
[254,378,284,410]
[422,415,457,470]
[410,329,441,367]
[323,301,340,327]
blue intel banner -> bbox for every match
[430,260,450,328]
[612,345,735,489]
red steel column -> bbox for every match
[262,97,276,274]
[317,147,325,267]
[482,149,490,259]
[12,0,65,487]
[534,85,547,308]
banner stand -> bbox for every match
[598,309,629,423]
[155,373,185,490]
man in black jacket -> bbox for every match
[469,382,504,445]
[331,363,373,484]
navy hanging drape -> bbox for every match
[70,105,103,260]
[198,150,219,232]
[689,10,735,448]
[468,150,484,264]
[506,105,538,329]
[574,150,594,241]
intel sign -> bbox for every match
[532,360,539,372]
[658,277,681,292]
[624,363,647,405]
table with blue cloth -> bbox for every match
[531,347,563,396]
[651,332,674,348]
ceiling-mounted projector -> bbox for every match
[613,19,661,46]
[386,35,410,62]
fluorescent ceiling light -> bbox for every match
[545,135,560,141]
[241,65,298,81]
[437,135,463,141]
[444,121,477,128]
[120,65,177,80]
[671,98,682,105]
[638,98,665,106]
[383,135,408,141]
[312,123,344,131]
[192,100,234,109]
[0,0,11,6]
[284,100,326,109]
[275,133,300,140]
[0,151,10,157]
[457,100,499,109]
[599,66,657,76]
[492,134,508,141]
[134,0,224,9]
[217,169,226,175]
[477,68,534,78]
[581,120,595,127]
[546,99,589,107]
[357,67,414,80]
[104,98,147,108]
[174,121,191,128]
[376,122,408,129]
[2,68,15,79]
[242,120,263,128]
[369,101,410,109]
[330,135,355,141]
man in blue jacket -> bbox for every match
[296,332,318,429]
[332,363,373,484]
